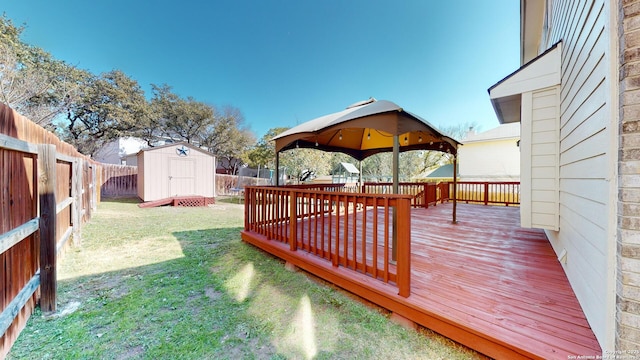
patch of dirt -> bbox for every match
[221,337,276,360]
[117,345,145,360]
[205,287,222,301]
[45,300,81,319]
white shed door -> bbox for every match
[169,157,196,196]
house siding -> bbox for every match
[619,0,640,350]
[532,86,561,229]
[458,138,520,181]
[540,0,615,348]
[520,86,561,230]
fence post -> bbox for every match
[38,144,57,313]
[91,164,98,212]
[396,198,411,297]
[71,158,81,245]
[289,190,297,251]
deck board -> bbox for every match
[241,203,601,359]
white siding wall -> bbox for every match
[521,86,560,230]
[458,139,520,181]
[543,0,614,347]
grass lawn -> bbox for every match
[8,197,485,359]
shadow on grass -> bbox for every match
[8,207,482,360]
[99,196,142,204]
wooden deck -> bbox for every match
[241,202,601,359]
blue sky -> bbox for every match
[3,1,520,139]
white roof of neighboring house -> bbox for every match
[338,162,360,174]
[463,123,520,143]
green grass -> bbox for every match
[8,198,485,360]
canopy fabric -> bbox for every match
[273,99,461,161]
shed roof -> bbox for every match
[136,142,214,157]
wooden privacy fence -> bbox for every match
[244,186,412,297]
[0,105,98,358]
[216,173,270,196]
[101,164,137,198]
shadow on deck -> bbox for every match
[241,202,601,359]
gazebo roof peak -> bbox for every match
[273,98,460,160]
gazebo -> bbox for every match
[272,98,461,221]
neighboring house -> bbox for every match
[92,137,147,164]
[457,123,520,181]
[332,162,360,183]
[488,0,639,351]
[137,142,216,202]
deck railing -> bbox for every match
[284,182,446,208]
[244,186,412,297]
[361,182,446,208]
[449,181,520,206]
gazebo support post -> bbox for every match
[452,153,458,224]
[392,135,399,262]
[275,152,280,186]
[359,160,363,193]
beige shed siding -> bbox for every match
[541,0,613,348]
[138,144,215,202]
[137,151,145,200]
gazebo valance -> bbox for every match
[272,98,460,161]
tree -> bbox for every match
[63,70,148,156]
[411,121,480,176]
[280,148,332,182]
[243,127,288,169]
[243,127,334,182]
[200,105,254,174]
[164,98,213,144]
[0,15,82,127]
[136,84,180,146]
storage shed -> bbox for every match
[137,142,216,202]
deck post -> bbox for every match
[396,198,411,297]
[289,190,297,251]
[484,182,489,205]
[244,187,250,231]
[423,183,428,208]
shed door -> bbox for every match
[169,157,196,196]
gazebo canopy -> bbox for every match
[273,98,460,161]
